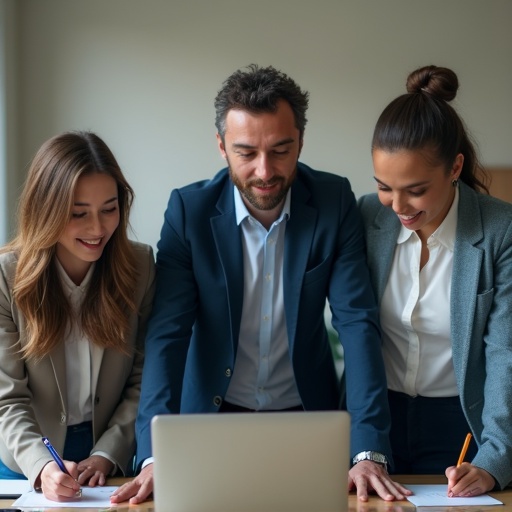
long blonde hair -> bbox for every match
[2,131,138,360]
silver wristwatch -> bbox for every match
[352,451,388,471]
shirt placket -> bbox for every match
[255,226,278,408]
[402,237,421,396]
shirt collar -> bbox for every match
[396,186,459,251]
[431,186,459,251]
[55,257,95,294]
[234,187,291,226]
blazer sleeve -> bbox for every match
[327,185,393,462]
[470,214,512,489]
[0,253,56,486]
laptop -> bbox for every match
[151,410,350,512]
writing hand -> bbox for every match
[446,463,496,497]
[40,460,81,502]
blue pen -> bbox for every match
[42,437,82,497]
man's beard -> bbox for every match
[229,167,296,212]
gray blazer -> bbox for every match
[0,241,155,486]
[359,182,512,489]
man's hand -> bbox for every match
[446,463,495,497]
[40,460,81,502]
[77,455,114,487]
[110,463,154,505]
[348,460,412,502]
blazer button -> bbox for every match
[60,413,66,424]
[225,368,232,377]
[94,396,100,405]
[213,396,223,407]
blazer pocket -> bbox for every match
[475,288,494,318]
[303,256,331,286]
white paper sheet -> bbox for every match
[13,485,118,508]
[405,484,503,507]
[0,479,31,498]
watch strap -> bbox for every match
[352,450,388,470]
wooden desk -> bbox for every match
[350,475,511,512]
[0,475,510,511]
[0,477,155,511]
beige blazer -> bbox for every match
[0,241,155,486]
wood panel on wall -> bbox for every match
[487,168,512,203]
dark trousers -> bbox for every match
[63,420,93,462]
[388,389,477,474]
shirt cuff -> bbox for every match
[141,457,154,469]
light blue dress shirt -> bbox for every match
[224,188,302,410]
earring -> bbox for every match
[451,179,458,187]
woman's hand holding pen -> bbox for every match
[446,464,496,497]
[40,459,81,502]
[446,433,496,497]
[77,455,114,486]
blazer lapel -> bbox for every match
[283,179,316,349]
[366,206,401,304]
[450,184,484,379]
[49,343,68,419]
[211,181,244,354]
[90,343,104,400]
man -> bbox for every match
[111,64,410,505]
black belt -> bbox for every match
[219,400,303,413]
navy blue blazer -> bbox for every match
[136,163,392,466]
[359,182,512,489]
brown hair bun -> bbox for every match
[406,65,459,102]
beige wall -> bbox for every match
[0,0,18,243]
[2,0,512,248]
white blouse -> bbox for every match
[380,188,460,398]
[56,260,114,467]
[56,261,96,426]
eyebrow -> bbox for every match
[232,137,296,150]
[74,196,118,207]
[373,177,430,189]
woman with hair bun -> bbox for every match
[0,131,154,501]
[359,65,512,495]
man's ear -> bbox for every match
[298,135,304,157]
[216,133,227,160]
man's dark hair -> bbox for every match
[214,64,309,139]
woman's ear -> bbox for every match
[451,153,464,181]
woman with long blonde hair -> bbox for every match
[0,131,154,501]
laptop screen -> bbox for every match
[151,410,350,512]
